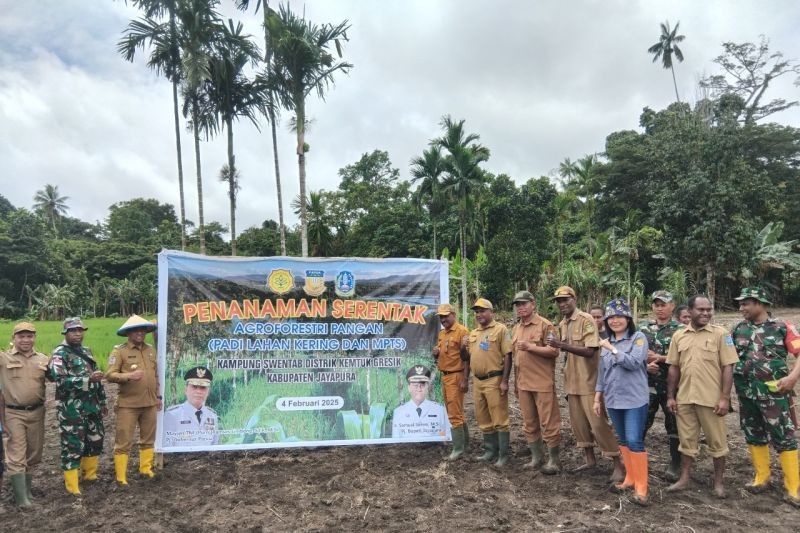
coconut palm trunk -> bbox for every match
[226,117,237,256]
[459,222,468,324]
[192,100,206,255]
[172,77,188,250]
[671,64,680,103]
[296,96,308,257]
[270,106,287,255]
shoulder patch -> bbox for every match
[635,338,645,346]
[108,356,116,366]
[583,321,595,333]
[724,335,734,346]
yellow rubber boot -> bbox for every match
[779,449,800,507]
[611,446,634,493]
[139,448,155,478]
[80,456,99,481]
[114,454,129,485]
[64,469,81,496]
[745,444,771,493]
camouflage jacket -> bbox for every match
[48,342,107,413]
[732,319,799,400]
[638,319,682,390]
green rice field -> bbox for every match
[0,316,156,370]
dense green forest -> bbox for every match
[2,3,799,321]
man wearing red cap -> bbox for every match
[106,315,160,485]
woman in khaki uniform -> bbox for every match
[106,315,161,485]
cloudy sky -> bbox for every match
[1,0,798,235]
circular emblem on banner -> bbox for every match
[303,270,326,297]
[335,270,355,297]
[267,269,294,295]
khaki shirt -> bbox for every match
[467,320,512,378]
[559,309,600,395]
[666,323,738,408]
[513,314,558,392]
[106,341,160,408]
[436,322,469,372]
[0,347,49,406]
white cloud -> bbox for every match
[1,0,798,238]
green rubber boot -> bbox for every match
[447,426,465,461]
[478,433,498,462]
[495,431,510,467]
[525,440,545,469]
[11,473,32,507]
[540,445,562,475]
[25,473,33,501]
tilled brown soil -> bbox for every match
[4,311,800,532]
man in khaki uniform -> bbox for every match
[547,286,624,481]
[461,298,512,467]
[106,315,161,485]
[666,295,737,498]
[432,303,470,460]
[511,291,562,474]
[0,322,49,507]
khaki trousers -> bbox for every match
[676,403,729,458]
[472,376,509,433]
[4,406,45,475]
[568,394,619,456]
[114,405,157,454]
[442,372,466,428]
[518,389,561,447]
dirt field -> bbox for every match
[4,311,800,532]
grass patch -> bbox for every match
[0,317,156,370]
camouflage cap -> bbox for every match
[651,290,674,303]
[436,303,455,316]
[12,322,36,335]
[184,366,213,387]
[62,317,88,334]
[406,365,432,383]
[603,297,633,320]
[512,291,535,304]
[551,286,576,300]
[734,287,772,305]
[471,298,494,310]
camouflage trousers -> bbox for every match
[57,401,105,471]
[644,391,678,440]
[737,394,797,452]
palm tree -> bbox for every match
[206,19,262,256]
[235,0,288,256]
[648,20,686,102]
[267,4,352,257]
[119,0,188,250]
[178,0,223,254]
[436,115,490,320]
[292,191,332,256]
[410,145,446,259]
[218,163,241,255]
[33,184,69,233]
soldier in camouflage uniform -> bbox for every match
[732,287,800,506]
[638,290,683,481]
[48,317,107,496]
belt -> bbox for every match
[474,370,503,381]
[6,403,43,411]
[440,369,463,375]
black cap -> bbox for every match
[405,365,432,383]
[184,366,213,387]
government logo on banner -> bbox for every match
[267,268,294,295]
[303,270,326,297]
[335,270,355,297]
